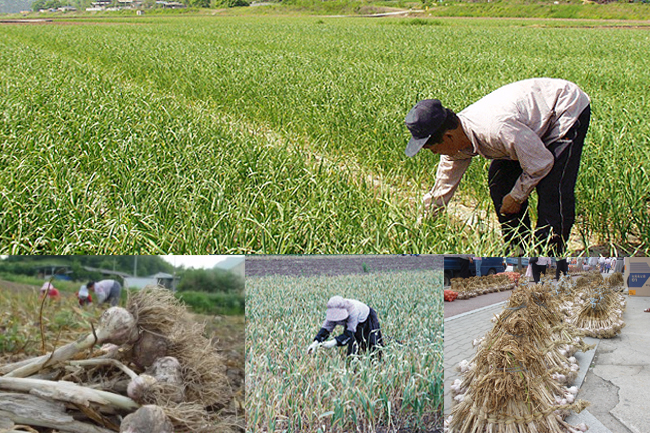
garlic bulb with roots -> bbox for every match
[127,374,158,403]
[131,331,169,369]
[127,357,185,404]
[457,359,471,373]
[5,307,139,378]
[120,405,173,433]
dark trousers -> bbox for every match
[459,258,470,279]
[106,282,122,307]
[532,264,547,283]
[555,258,568,279]
[488,106,591,255]
[348,308,383,357]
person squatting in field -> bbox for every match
[77,284,92,306]
[307,296,383,357]
[40,281,60,299]
[86,279,122,306]
[405,78,591,255]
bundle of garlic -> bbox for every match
[450,275,516,300]
[447,285,592,433]
[0,287,241,433]
[446,332,590,433]
[564,271,626,339]
[568,291,626,339]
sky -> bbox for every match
[160,255,243,269]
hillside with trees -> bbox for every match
[0,255,174,281]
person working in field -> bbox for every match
[40,281,60,299]
[77,284,92,306]
[307,296,383,357]
[86,279,122,307]
[405,78,590,255]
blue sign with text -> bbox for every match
[629,262,650,288]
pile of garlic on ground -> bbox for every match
[449,274,516,300]
[0,287,240,433]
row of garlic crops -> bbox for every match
[1,16,649,253]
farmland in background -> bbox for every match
[245,261,444,432]
[1,16,648,255]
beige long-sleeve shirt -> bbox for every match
[93,279,117,304]
[425,78,590,209]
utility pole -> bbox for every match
[133,256,138,277]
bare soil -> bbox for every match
[245,254,443,278]
[196,313,245,397]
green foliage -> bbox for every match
[70,261,101,282]
[0,323,28,353]
[0,16,649,254]
[400,18,444,25]
[52,309,79,328]
[216,0,249,7]
[175,290,245,315]
[189,0,210,7]
[246,270,444,431]
[0,272,80,293]
[1,256,174,280]
[176,268,244,293]
[423,1,650,20]
[0,261,34,277]
[31,0,63,10]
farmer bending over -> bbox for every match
[87,279,122,307]
[405,78,590,255]
[307,296,383,357]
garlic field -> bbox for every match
[245,270,444,432]
[1,16,649,254]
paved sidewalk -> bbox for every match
[571,294,650,433]
[443,285,649,431]
[444,300,509,415]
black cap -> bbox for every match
[404,99,448,157]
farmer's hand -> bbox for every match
[321,340,337,349]
[500,194,522,216]
[307,341,320,354]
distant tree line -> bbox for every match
[174,267,244,315]
[21,0,250,11]
[30,0,64,9]
[176,267,244,294]
[0,256,174,281]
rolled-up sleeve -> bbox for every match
[427,156,472,210]
[497,119,554,203]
